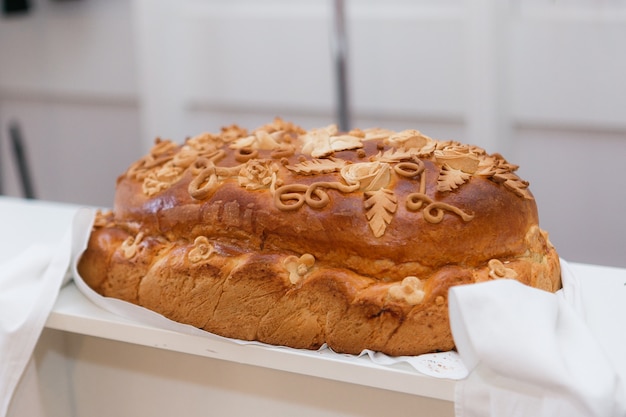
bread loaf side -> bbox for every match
[77,119,561,356]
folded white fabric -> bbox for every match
[449,260,626,417]
[0,232,72,417]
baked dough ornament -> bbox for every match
[78,118,560,356]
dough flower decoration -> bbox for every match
[229,124,297,161]
[488,259,518,279]
[133,136,231,198]
[282,253,316,284]
[230,129,281,151]
[93,209,114,228]
[185,132,223,155]
[126,139,178,181]
[188,236,214,263]
[340,161,391,192]
[238,159,280,191]
[172,146,199,169]
[360,127,395,142]
[142,161,185,196]
[219,124,249,143]
[120,232,144,259]
[385,129,433,151]
[388,276,425,306]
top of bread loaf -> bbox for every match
[108,118,545,284]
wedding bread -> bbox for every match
[77,118,561,356]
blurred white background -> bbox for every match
[0,0,624,267]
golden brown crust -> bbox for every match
[77,119,561,356]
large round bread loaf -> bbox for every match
[77,118,561,356]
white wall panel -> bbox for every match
[349,5,464,118]
[180,3,332,111]
[514,127,626,267]
[504,2,626,267]
[510,10,626,129]
[179,1,468,118]
[0,0,137,100]
[0,0,141,206]
[135,0,467,145]
[0,99,142,206]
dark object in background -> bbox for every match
[332,0,351,132]
[2,0,30,15]
[8,121,36,199]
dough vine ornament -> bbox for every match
[77,118,561,356]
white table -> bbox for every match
[2,196,624,417]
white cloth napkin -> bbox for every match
[0,230,72,417]
[449,260,626,417]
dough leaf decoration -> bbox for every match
[372,147,419,163]
[300,125,363,158]
[437,164,471,192]
[492,169,532,199]
[364,188,398,238]
[474,155,499,177]
[286,157,349,175]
